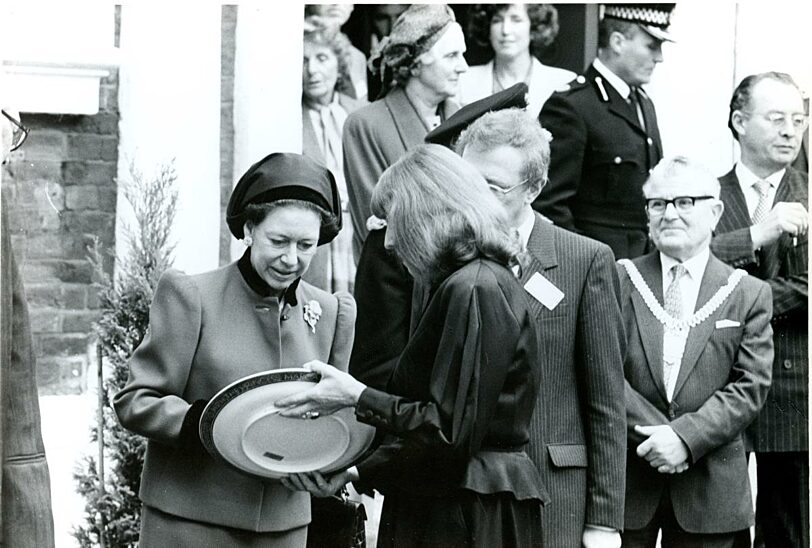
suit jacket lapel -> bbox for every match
[717,170,751,232]
[671,255,730,400]
[520,214,559,318]
[384,88,429,151]
[629,253,668,400]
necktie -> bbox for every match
[629,87,646,130]
[663,263,687,397]
[751,180,771,224]
[664,264,687,320]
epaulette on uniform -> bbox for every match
[554,74,588,95]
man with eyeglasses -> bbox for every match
[618,155,773,548]
[456,108,627,548]
[711,72,809,548]
[1,98,56,545]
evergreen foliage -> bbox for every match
[73,161,177,547]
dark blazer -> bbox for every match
[521,214,626,545]
[0,202,55,548]
[355,258,545,503]
[619,252,773,533]
[536,64,663,259]
[711,166,808,452]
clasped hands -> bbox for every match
[634,424,690,474]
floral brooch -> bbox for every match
[303,300,322,333]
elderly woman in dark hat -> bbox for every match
[114,153,356,547]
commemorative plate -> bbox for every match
[200,368,376,480]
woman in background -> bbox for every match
[302,29,365,293]
[278,145,546,547]
[459,4,574,118]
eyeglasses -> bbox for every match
[486,177,534,195]
[743,110,809,131]
[646,196,715,214]
[1,110,30,152]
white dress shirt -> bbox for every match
[735,162,784,218]
[660,247,710,400]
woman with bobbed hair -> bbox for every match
[459,4,574,117]
[301,29,366,293]
[114,153,356,547]
[278,145,546,547]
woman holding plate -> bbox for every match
[114,153,355,547]
[278,145,546,547]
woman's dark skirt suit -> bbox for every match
[114,153,355,547]
[353,257,547,547]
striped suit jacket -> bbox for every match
[710,166,808,452]
[521,213,627,546]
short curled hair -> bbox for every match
[456,108,552,194]
[467,4,560,58]
[728,72,801,141]
[243,199,340,242]
[303,29,355,96]
[371,145,521,286]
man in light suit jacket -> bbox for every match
[457,109,627,548]
[620,156,774,547]
[712,72,809,548]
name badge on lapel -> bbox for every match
[524,272,564,310]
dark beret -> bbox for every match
[226,152,342,244]
[425,82,529,148]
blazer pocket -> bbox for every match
[537,302,568,320]
[547,444,588,468]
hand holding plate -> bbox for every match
[281,469,352,497]
[275,360,366,417]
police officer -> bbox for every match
[535,3,675,259]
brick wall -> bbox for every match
[1,72,119,394]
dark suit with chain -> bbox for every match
[711,166,809,548]
[619,252,773,544]
[536,64,663,259]
[521,213,626,546]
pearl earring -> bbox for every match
[244,236,253,247]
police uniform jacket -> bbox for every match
[536,64,663,258]
[114,252,356,533]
